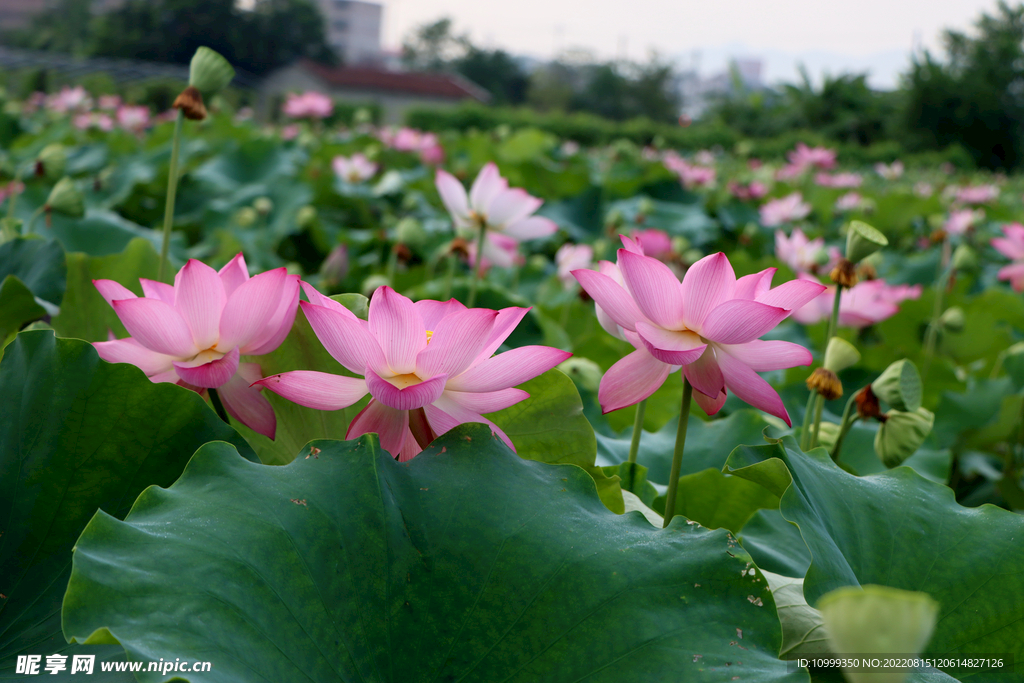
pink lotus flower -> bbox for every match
[436,162,557,266]
[0,180,24,206]
[955,184,999,205]
[467,232,523,271]
[98,95,122,111]
[915,182,934,198]
[992,223,1024,291]
[283,91,334,119]
[664,153,715,189]
[787,143,836,170]
[332,153,378,183]
[280,124,300,140]
[379,127,445,164]
[775,228,840,274]
[573,247,825,424]
[944,208,984,236]
[728,180,768,201]
[792,274,922,328]
[254,285,572,460]
[73,112,114,132]
[875,161,904,180]
[760,192,811,227]
[116,105,150,133]
[630,228,673,259]
[815,172,862,188]
[48,86,92,114]
[775,164,806,182]
[555,243,593,288]
[835,191,866,212]
[92,254,300,439]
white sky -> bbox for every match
[378,0,1001,88]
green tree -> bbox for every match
[2,0,97,56]
[454,47,528,105]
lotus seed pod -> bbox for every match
[874,407,934,467]
[234,206,257,227]
[296,205,317,230]
[818,584,939,683]
[939,306,965,332]
[951,244,978,271]
[253,197,273,216]
[871,359,922,412]
[557,357,603,394]
[823,337,861,374]
[845,220,888,263]
[396,217,426,247]
[45,177,84,218]
[527,254,548,270]
[36,144,66,181]
[188,47,235,95]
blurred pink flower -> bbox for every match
[792,274,922,328]
[992,223,1024,291]
[116,105,150,133]
[283,91,334,119]
[280,124,300,140]
[944,208,984,236]
[955,184,999,205]
[0,180,25,206]
[332,153,378,183]
[555,243,593,288]
[664,152,715,189]
[98,95,122,111]
[815,172,862,188]
[788,143,836,170]
[760,192,811,226]
[467,232,523,272]
[92,254,300,438]
[775,164,806,181]
[835,191,866,212]
[630,228,673,259]
[775,228,839,274]
[380,127,445,164]
[48,86,92,114]
[573,248,824,424]
[875,161,904,180]
[255,285,571,460]
[915,182,934,198]
[73,112,114,131]
[728,180,768,201]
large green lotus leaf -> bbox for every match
[62,425,806,683]
[724,436,1024,681]
[0,275,46,342]
[738,509,813,579]
[0,331,255,677]
[0,236,66,306]
[606,195,718,246]
[51,238,163,343]
[652,468,780,533]
[488,369,624,513]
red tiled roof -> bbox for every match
[299,61,489,101]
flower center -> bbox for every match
[425,330,434,344]
[386,373,423,389]
[188,348,226,364]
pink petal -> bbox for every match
[682,346,725,398]
[756,279,828,312]
[444,387,529,414]
[717,350,791,426]
[486,188,543,227]
[365,369,447,411]
[733,268,776,300]
[472,306,530,366]
[140,279,175,304]
[634,321,707,365]
[619,234,645,255]
[243,274,300,355]
[111,297,196,357]
[503,216,558,241]
[719,340,813,372]
[93,337,175,375]
[149,369,180,384]
[368,286,426,375]
[172,347,240,388]
[680,252,736,329]
[346,399,410,458]
[300,281,358,318]
[219,268,290,352]
[692,386,727,416]
[218,363,276,439]
[425,395,516,451]
[446,346,572,392]
[416,308,497,378]
[93,279,137,306]
[469,162,507,211]
[173,259,225,351]
[253,371,368,410]
[414,298,466,330]
[435,169,470,222]
[700,299,789,345]
[218,253,249,298]
[598,347,672,413]
[572,269,647,332]
[301,301,386,375]
[618,250,685,329]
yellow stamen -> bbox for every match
[425,330,434,343]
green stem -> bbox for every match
[810,394,825,448]
[800,390,817,450]
[627,399,647,464]
[825,283,844,344]
[467,221,486,307]
[157,110,184,283]
[442,253,456,300]
[208,388,231,425]
[6,168,23,219]
[662,379,693,528]
[923,267,952,379]
[385,244,399,285]
[26,205,45,234]
[808,283,845,448]
[830,394,860,462]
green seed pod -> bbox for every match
[234,206,257,227]
[36,144,66,181]
[671,235,690,253]
[845,220,888,263]
[874,407,934,468]
[189,47,235,95]
[45,177,84,218]
[871,359,922,412]
[557,357,603,394]
[818,584,939,683]
[296,205,318,230]
[396,217,426,247]
[253,197,273,216]
[951,244,978,271]
[823,337,861,374]
[939,306,965,332]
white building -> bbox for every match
[676,58,764,120]
[315,0,383,66]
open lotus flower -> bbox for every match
[332,153,377,183]
[814,172,862,188]
[282,91,334,119]
[875,160,904,180]
[944,208,984,236]
[254,285,571,461]
[993,223,1024,291]
[573,246,825,424]
[776,228,840,274]
[92,254,300,439]
[787,143,836,170]
[760,192,811,227]
[435,162,557,260]
[955,184,999,205]
[792,274,922,328]
[555,243,594,288]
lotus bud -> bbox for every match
[824,337,861,374]
[845,219,888,263]
[875,407,934,467]
[396,217,426,247]
[253,197,273,216]
[36,144,66,181]
[234,206,257,227]
[951,244,978,271]
[871,359,922,412]
[939,306,965,332]
[296,205,317,230]
[319,244,349,288]
[818,584,939,683]
[806,367,843,400]
[361,273,390,297]
[45,177,84,218]
[557,357,603,394]
[188,47,235,95]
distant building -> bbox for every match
[260,60,489,124]
[0,0,48,29]
[677,58,764,120]
[313,0,382,66]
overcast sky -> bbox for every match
[377,0,1002,88]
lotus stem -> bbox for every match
[627,399,647,464]
[800,390,817,450]
[663,379,693,528]
[829,393,860,462]
[158,109,184,283]
[442,253,456,300]
[26,205,45,234]
[922,266,952,380]
[467,221,486,307]
[6,167,22,219]
[809,283,845,447]
[208,387,230,425]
